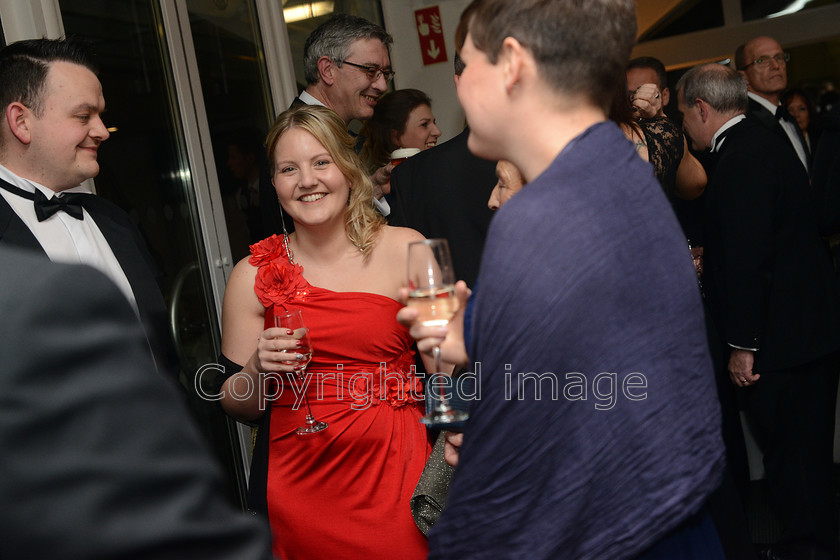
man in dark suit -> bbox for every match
[389,127,495,288]
[262,14,393,232]
[0,246,272,559]
[735,36,810,173]
[677,63,840,560]
[389,53,496,288]
[0,37,178,380]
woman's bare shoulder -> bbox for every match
[222,256,261,313]
[380,225,426,248]
[369,226,426,287]
[228,254,258,284]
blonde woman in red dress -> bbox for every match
[219,105,433,559]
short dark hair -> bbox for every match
[360,88,433,168]
[302,14,393,85]
[454,52,465,76]
[676,63,748,114]
[0,36,98,117]
[626,56,668,90]
[455,0,636,113]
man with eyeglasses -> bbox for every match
[735,36,809,172]
[294,14,393,124]
[260,13,395,232]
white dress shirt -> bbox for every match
[748,92,808,171]
[0,164,137,310]
[711,115,747,153]
[298,90,328,108]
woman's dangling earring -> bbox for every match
[280,206,294,264]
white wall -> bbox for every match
[381,0,472,143]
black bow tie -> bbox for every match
[0,179,87,221]
[775,104,794,123]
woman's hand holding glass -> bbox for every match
[253,325,310,374]
[274,309,327,435]
[222,326,308,423]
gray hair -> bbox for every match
[302,14,392,85]
[675,63,748,114]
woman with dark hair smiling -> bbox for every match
[360,88,442,171]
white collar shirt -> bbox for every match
[748,91,809,170]
[711,115,747,152]
[0,164,137,310]
[298,90,328,108]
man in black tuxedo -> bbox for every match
[677,63,840,560]
[389,53,496,288]
[735,36,810,173]
[261,13,394,232]
[0,246,271,560]
[0,37,178,381]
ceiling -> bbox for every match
[636,0,690,37]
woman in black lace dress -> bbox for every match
[610,76,706,201]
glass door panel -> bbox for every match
[186,0,277,261]
[58,0,248,508]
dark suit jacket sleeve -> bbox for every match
[388,153,427,232]
[0,249,271,560]
[715,145,777,350]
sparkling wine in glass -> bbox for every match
[407,238,469,426]
[274,309,328,435]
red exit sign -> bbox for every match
[415,6,448,66]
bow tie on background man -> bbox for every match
[0,179,88,221]
[775,104,795,123]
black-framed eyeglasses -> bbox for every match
[740,52,790,70]
[339,60,394,83]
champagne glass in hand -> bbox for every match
[407,239,469,426]
[274,310,328,435]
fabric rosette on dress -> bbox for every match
[250,234,309,309]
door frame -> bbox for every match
[0,0,299,484]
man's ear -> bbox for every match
[737,70,750,90]
[317,56,336,86]
[696,99,709,122]
[661,87,671,107]
[500,37,525,95]
[6,102,32,145]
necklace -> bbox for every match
[283,234,296,265]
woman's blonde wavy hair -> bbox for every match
[265,105,385,258]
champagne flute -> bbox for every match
[407,239,469,426]
[274,309,328,435]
